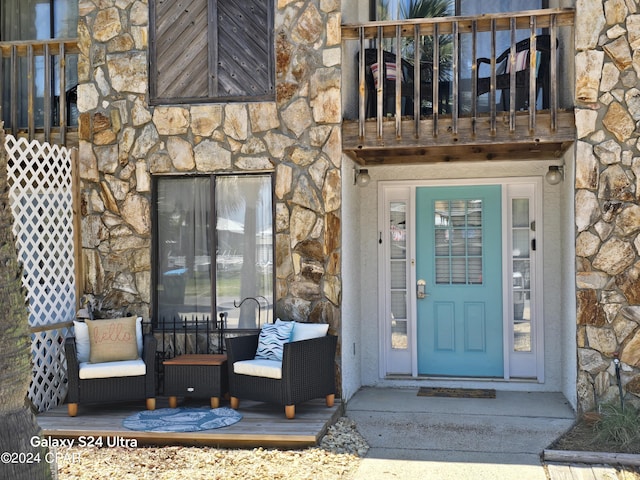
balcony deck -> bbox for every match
[0,38,79,146]
[37,396,342,449]
[343,109,575,165]
[341,9,576,165]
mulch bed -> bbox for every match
[549,417,640,455]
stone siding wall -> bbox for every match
[76,0,343,359]
[575,0,640,412]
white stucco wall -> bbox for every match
[340,156,364,402]
[338,0,369,404]
[347,159,575,393]
[560,145,577,410]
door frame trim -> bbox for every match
[378,177,545,382]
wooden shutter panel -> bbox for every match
[152,0,209,100]
[214,0,274,98]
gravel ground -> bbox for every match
[55,417,369,480]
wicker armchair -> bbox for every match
[225,334,337,419]
[476,35,556,111]
[64,333,157,416]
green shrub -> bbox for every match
[593,403,640,448]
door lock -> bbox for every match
[417,279,427,299]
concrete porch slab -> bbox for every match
[346,387,576,480]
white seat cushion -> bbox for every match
[78,359,146,380]
[233,359,282,380]
[73,320,91,363]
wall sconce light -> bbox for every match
[546,165,564,185]
[354,167,371,187]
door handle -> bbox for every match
[417,279,427,299]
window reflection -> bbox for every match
[512,198,531,352]
[216,176,273,329]
[375,0,544,113]
[389,201,408,350]
[156,177,212,325]
[0,0,79,129]
[155,175,273,330]
[434,199,483,285]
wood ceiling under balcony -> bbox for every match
[343,110,575,165]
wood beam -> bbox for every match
[343,111,575,166]
[345,141,572,165]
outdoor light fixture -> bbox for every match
[354,167,371,187]
[546,165,564,185]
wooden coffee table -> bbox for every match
[163,354,228,408]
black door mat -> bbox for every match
[417,387,496,399]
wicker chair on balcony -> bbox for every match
[476,34,556,111]
[64,317,157,416]
[362,49,451,117]
[225,322,337,419]
[363,48,415,118]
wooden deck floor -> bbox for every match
[37,397,342,449]
[546,462,640,480]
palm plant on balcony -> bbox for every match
[399,0,454,82]
[377,0,454,114]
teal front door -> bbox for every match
[416,185,503,377]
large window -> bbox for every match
[154,174,274,330]
[150,0,274,104]
[0,0,78,129]
[374,0,545,112]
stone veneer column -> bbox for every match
[575,0,640,412]
[76,0,343,362]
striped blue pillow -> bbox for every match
[255,321,294,362]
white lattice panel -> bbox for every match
[6,135,76,412]
[30,327,72,412]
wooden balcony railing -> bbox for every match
[342,9,576,165]
[0,38,79,146]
